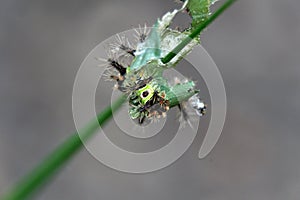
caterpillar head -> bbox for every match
[128,81,169,125]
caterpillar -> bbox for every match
[100,0,217,125]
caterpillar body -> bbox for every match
[101,0,216,125]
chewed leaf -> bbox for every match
[157,0,188,32]
[130,23,161,71]
[186,0,216,31]
[160,29,199,66]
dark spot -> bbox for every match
[135,77,153,90]
[120,44,136,56]
[137,84,146,90]
[108,59,127,75]
[140,34,147,42]
[139,115,146,124]
[142,90,149,98]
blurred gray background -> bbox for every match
[1,0,300,199]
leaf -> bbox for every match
[187,0,212,31]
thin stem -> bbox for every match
[161,0,237,64]
[0,95,127,200]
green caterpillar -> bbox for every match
[102,0,216,124]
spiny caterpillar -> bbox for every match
[100,0,216,125]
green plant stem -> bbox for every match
[0,0,236,199]
[0,95,127,200]
[161,0,237,64]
